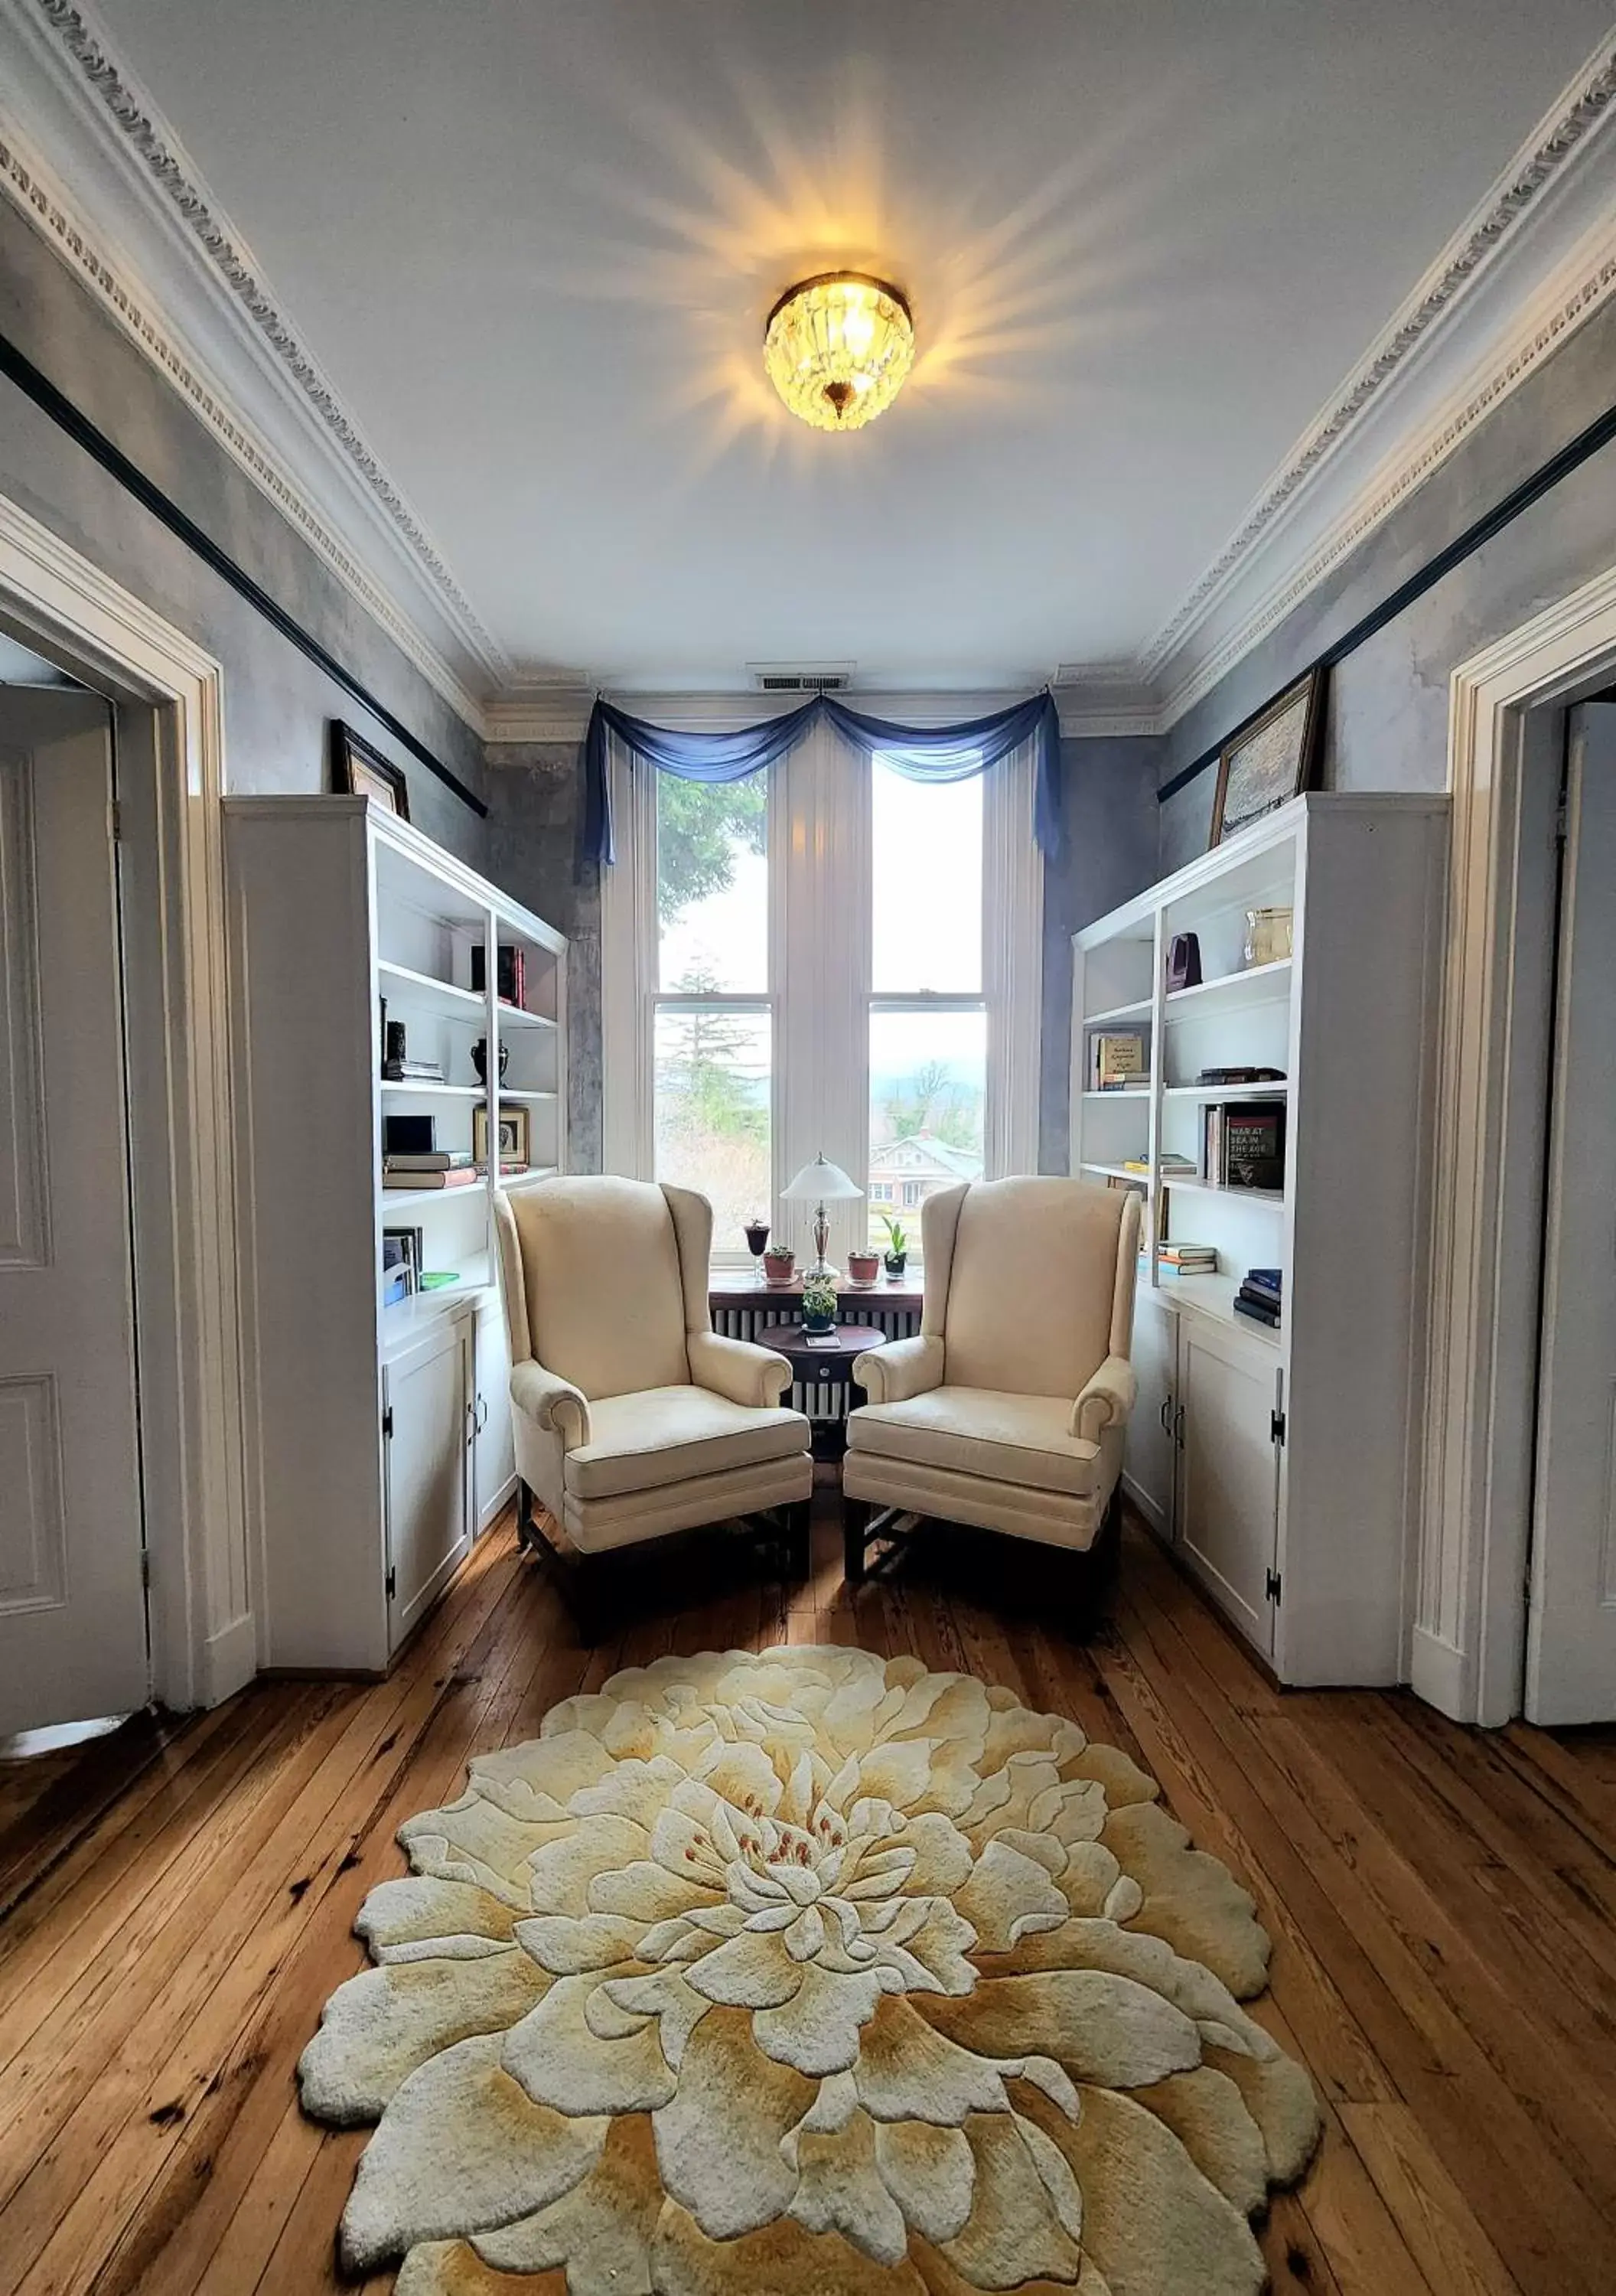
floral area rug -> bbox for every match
[299,1646,1319,2294]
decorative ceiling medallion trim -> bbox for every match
[17,0,511,688]
[1146,31,1616,716]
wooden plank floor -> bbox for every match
[2,1482,1614,2296]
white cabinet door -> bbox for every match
[384,1315,472,1649]
[474,1296,516,1534]
[0,696,147,1733]
[1177,1316,1282,1656]
[1123,1289,1178,1540]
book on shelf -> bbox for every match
[473,941,527,1010]
[1196,1066,1286,1086]
[383,1150,472,1173]
[1089,1031,1146,1091]
[381,1059,447,1084]
[1233,1295,1282,1329]
[1201,1100,1285,1189]
[1159,1242,1217,1269]
[383,1165,484,1191]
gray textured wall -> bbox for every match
[0,195,490,859]
[1040,736,1162,1172]
[1159,294,1616,870]
[484,747,601,1171]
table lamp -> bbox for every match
[780,1153,864,1278]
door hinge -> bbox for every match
[139,1548,151,1590]
[382,1405,393,1440]
[1271,1407,1286,1446]
[386,1565,396,1601]
[1266,1567,1282,1605]
[109,799,123,842]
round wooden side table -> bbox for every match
[757,1319,886,1459]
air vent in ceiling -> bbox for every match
[748,662,855,693]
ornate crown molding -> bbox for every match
[1145,31,1616,729]
[1,0,510,718]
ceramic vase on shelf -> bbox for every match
[469,1035,510,1086]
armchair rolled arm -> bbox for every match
[687,1329,793,1409]
[856,1332,945,1405]
[510,1359,591,1449]
[1071,1353,1138,1443]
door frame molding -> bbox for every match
[0,488,250,1709]
[1419,559,1616,1724]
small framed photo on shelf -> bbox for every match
[1209,668,1324,848]
[381,1225,422,1305]
[473,1101,530,1170]
[332,720,410,821]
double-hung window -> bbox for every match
[602,721,1043,1265]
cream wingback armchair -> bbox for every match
[492,1177,813,1635]
[843,1176,1141,1588]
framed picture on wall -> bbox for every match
[332,720,410,821]
[1209,668,1324,847]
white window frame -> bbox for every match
[601,720,1044,1267]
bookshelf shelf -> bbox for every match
[376,960,483,1019]
[379,1080,484,1098]
[1163,958,1292,1019]
[1168,1177,1285,1205]
[1162,1080,1289,1101]
[1071,791,1448,1689]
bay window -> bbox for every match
[602,717,1043,1265]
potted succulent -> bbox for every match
[800,1269,839,1336]
[880,1213,909,1278]
[763,1241,796,1287]
[846,1247,881,1287]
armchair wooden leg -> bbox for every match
[789,1499,813,1584]
[842,1494,869,1586]
[516,1479,538,1553]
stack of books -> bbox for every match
[474,942,529,1010]
[382,1056,446,1084]
[1234,1267,1282,1329]
[1157,1241,1217,1276]
[383,1150,479,1192]
[1120,1153,1197,1177]
[1089,1031,1148,1091]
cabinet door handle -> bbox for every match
[476,1393,489,1432]
[1159,1395,1174,1436]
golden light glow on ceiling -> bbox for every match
[763,272,915,433]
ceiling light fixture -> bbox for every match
[763,272,914,433]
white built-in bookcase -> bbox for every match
[225,796,565,1671]
[1072,793,1447,1684]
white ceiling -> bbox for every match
[80,1,1616,692]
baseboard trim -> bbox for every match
[201,1610,257,1707]
[1409,1623,1474,1722]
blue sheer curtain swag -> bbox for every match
[583,689,1062,866]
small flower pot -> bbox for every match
[885,1251,907,1280]
[763,1248,796,1287]
[846,1251,880,1287]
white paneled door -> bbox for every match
[1528,703,1616,1724]
[0,693,146,1733]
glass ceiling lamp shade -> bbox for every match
[781,1153,865,1276]
[764,272,915,432]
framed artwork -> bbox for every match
[1209,669,1324,848]
[333,720,410,820]
[474,1102,531,1169]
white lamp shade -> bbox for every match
[781,1153,863,1202]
